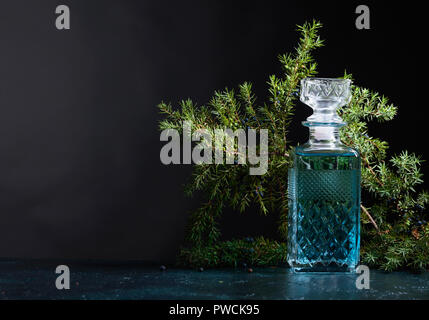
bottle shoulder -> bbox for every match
[294,144,360,158]
[291,144,361,171]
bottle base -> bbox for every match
[290,262,357,273]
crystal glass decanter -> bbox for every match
[287,78,361,273]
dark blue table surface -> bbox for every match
[1,260,428,300]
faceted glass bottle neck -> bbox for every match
[304,122,345,149]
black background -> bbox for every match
[0,1,425,263]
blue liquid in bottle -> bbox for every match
[287,149,361,272]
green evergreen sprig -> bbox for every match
[159,20,324,248]
[159,21,429,271]
[178,237,288,269]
